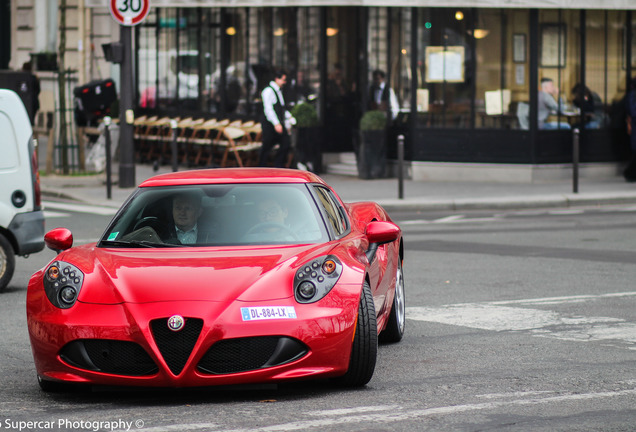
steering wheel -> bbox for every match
[245,222,297,240]
[132,216,170,238]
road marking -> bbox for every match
[433,214,465,223]
[399,215,499,225]
[407,291,636,350]
[548,209,585,215]
[144,388,636,432]
[43,201,118,216]
[43,210,70,218]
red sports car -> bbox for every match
[27,168,405,391]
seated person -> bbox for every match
[538,78,571,130]
[243,197,297,242]
[571,83,603,129]
[165,191,213,245]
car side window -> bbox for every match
[312,186,348,237]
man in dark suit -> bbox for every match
[259,69,293,167]
[165,192,213,244]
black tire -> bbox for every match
[337,281,378,387]
[0,233,16,292]
[379,258,406,343]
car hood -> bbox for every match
[69,243,337,305]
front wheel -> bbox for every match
[336,281,378,387]
[379,259,406,343]
[0,233,16,292]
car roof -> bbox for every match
[139,168,328,188]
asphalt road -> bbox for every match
[1,201,635,432]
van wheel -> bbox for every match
[0,233,16,292]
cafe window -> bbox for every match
[537,9,580,131]
[136,8,221,111]
[585,10,630,131]
[416,8,472,129]
[474,10,530,130]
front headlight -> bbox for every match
[43,261,84,308]
[294,256,342,303]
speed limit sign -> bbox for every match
[109,0,150,26]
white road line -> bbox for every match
[43,210,70,218]
[43,201,118,216]
[146,389,636,432]
[407,292,636,350]
[548,209,585,215]
[490,291,636,306]
[433,214,465,223]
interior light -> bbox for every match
[473,29,490,39]
[274,27,286,37]
[326,27,339,37]
[455,11,464,21]
[226,26,236,36]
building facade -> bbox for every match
[5,1,636,181]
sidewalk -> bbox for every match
[39,162,636,212]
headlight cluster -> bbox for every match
[43,261,84,309]
[294,256,342,303]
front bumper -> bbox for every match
[27,287,360,388]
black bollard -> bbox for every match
[171,119,178,172]
[104,116,112,200]
[397,135,405,200]
[572,128,579,194]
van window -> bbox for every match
[0,113,18,170]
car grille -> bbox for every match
[60,340,158,376]
[150,317,203,376]
[197,336,308,375]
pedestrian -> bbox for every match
[624,77,636,182]
[369,69,399,121]
[259,69,294,167]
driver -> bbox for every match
[170,192,204,244]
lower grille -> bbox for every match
[60,340,158,376]
[150,317,203,376]
[197,336,308,375]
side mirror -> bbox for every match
[44,228,73,253]
[365,221,400,262]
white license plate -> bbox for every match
[241,306,297,321]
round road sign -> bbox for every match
[109,0,150,27]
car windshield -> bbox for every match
[99,184,329,247]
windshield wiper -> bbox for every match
[99,240,178,248]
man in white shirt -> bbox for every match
[259,69,294,167]
[369,69,399,121]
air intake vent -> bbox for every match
[150,317,203,376]
[60,339,157,376]
[197,336,307,375]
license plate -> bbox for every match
[241,306,297,321]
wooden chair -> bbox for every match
[143,117,173,163]
[189,119,221,166]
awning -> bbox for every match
[86,0,635,10]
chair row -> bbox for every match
[133,115,263,168]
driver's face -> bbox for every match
[173,196,201,232]
[257,200,287,224]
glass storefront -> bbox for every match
[130,6,634,165]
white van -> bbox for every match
[0,89,45,290]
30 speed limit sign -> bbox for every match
[109,0,150,26]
